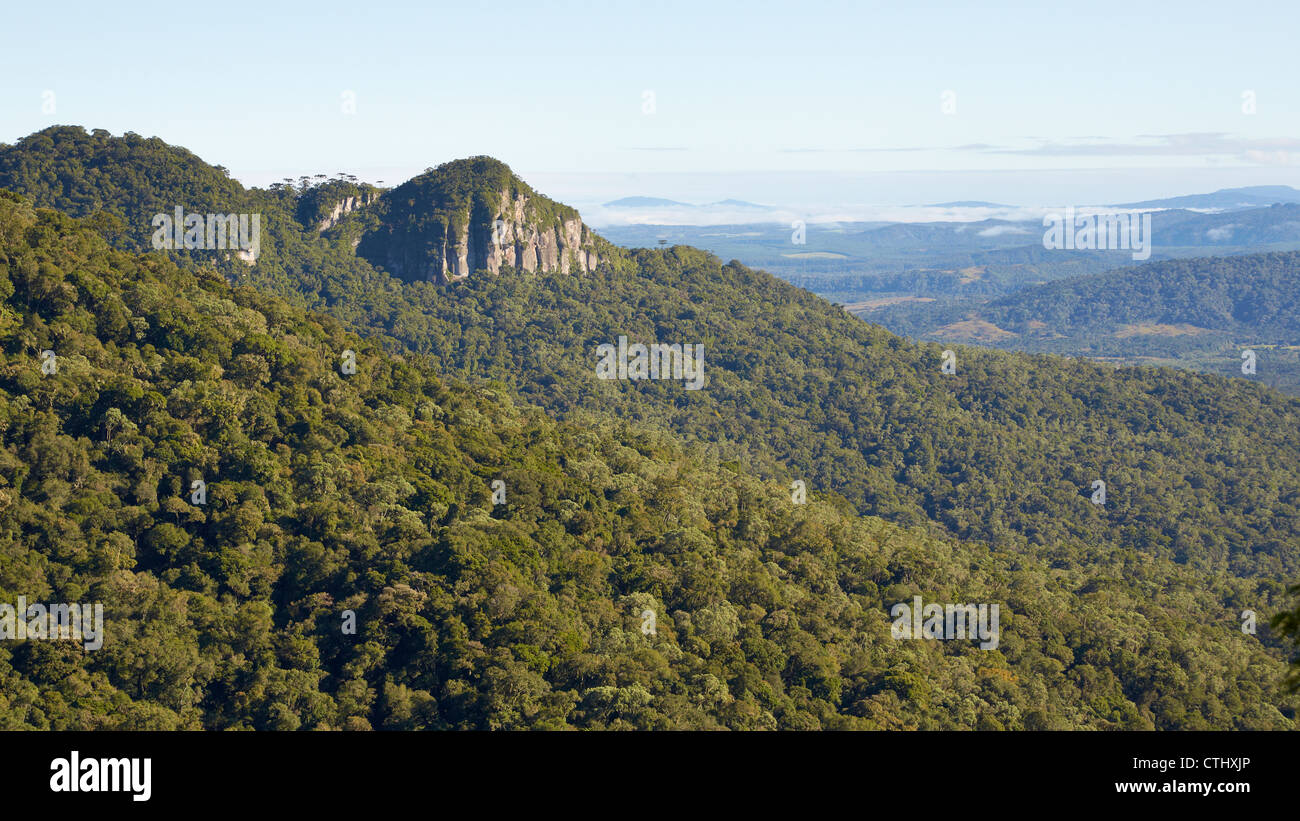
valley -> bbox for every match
[1,126,1298,729]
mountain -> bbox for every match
[1116,185,1300,211]
[1137,203,1300,247]
[3,126,1300,728]
[0,125,248,239]
[0,127,604,293]
[355,157,602,284]
[869,249,1300,392]
[976,251,1300,340]
[11,187,1295,730]
[598,199,1300,311]
[603,197,692,208]
[0,188,995,729]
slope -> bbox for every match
[6,193,1296,728]
[874,250,1300,392]
[4,128,1300,714]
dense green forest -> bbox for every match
[872,250,1300,393]
[0,127,248,239]
[877,251,1300,342]
[1,192,1295,729]
[2,126,1300,728]
[353,154,599,283]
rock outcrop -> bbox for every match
[355,157,600,285]
[317,191,379,232]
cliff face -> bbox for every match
[294,182,382,236]
[355,157,600,285]
[449,189,600,279]
[316,191,379,232]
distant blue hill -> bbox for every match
[1116,185,1300,211]
[603,196,692,208]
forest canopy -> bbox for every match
[1,127,1299,728]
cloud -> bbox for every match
[977,225,1031,237]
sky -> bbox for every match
[4,0,1300,219]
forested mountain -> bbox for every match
[1143,203,1300,247]
[3,126,1300,728]
[0,126,248,239]
[872,250,1300,392]
[960,251,1300,339]
[10,192,1294,728]
[354,156,604,283]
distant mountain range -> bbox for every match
[599,200,1300,308]
[1114,185,1300,211]
[599,186,1300,222]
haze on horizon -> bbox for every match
[4,0,1300,214]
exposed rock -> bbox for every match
[317,191,379,232]
[223,250,258,266]
[355,157,601,285]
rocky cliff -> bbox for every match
[355,157,600,285]
[316,191,379,231]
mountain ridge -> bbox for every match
[3,126,1300,727]
[0,127,604,286]
[868,248,1300,392]
[356,157,602,284]
[1115,185,1300,211]
[1,183,1296,730]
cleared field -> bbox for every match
[1114,323,1214,338]
[934,318,1019,341]
[843,296,938,312]
[781,251,850,259]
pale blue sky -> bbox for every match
[4,0,1299,210]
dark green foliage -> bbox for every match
[295,179,383,232]
[874,250,1300,393]
[354,156,589,285]
[9,196,1291,729]
[261,242,1300,586]
[0,125,248,251]
[2,128,1300,727]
